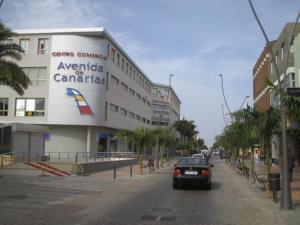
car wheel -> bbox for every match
[206,182,212,190]
[173,182,178,189]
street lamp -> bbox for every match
[218,74,232,115]
[239,96,250,110]
[221,104,228,126]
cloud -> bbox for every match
[1,0,108,29]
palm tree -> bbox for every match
[151,127,175,168]
[131,128,152,174]
[173,118,198,155]
[0,21,31,95]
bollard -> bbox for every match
[130,164,132,177]
[114,166,116,179]
[268,173,280,203]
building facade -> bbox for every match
[252,23,300,163]
[151,83,180,127]
[253,42,274,112]
[0,28,180,155]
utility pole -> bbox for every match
[248,0,300,210]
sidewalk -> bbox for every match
[243,160,300,208]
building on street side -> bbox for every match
[0,28,181,158]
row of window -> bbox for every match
[0,98,45,117]
[270,42,286,74]
[2,38,49,55]
[108,44,151,94]
[110,75,151,107]
[109,103,150,124]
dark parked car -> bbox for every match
[173,157,213,189]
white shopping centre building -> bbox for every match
[0,28,180,156]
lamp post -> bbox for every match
[240,96,250,110]
[221,104,228,126]
[218,74,232,115]
[248,0,300,210]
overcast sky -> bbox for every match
[1,0,300,147]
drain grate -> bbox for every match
[159,216,177,222]
[140,215,158,221]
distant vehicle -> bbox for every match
[201,149,210,156]
[214,150,220,156]
[173,157,213,189]
[192,153,205,159]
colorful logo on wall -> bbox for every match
[66,88,93,115]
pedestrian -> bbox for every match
[288,150,295,182]
[254,150,260,168]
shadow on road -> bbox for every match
[176,182,222,191]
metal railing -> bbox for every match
[2,151,138,164]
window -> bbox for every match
[136,114,141,121]
[111,75,119,86]
[147,120,150,124]
[152,88,157,96]
[15,98,45,117]
[126,63,129,74]
[291,73,296,88]
[20,39,30,54]
[133,70,136,80]
[147,101,151,106]
[0,98,8,116]
[270,61,273,74]
[142,117,146,123]
[129,66,132,77]
[107,44,110,58]
[129,112,134,119]
[120,108,127,116]
[136,93,141,101]
[142,97,146,104]
[1,39,12,45]
[121,82,128,92]
[105,101,108,121]
[117,54,120,66]
[110,103,118,113]
[129,88,135,96]
[106,72,109,90]
[121,58,125,70]
[22,67,47,85]
[281,43,285,61]
[275,52,278,64]
[38,38,48,54]
[111,48,115,62]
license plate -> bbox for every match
[184,170,198,175]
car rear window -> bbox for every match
[177,158,207,167]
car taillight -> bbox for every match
[173,169,181,177]
[201,169,209,176]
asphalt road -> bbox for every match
[0,157,287,225]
